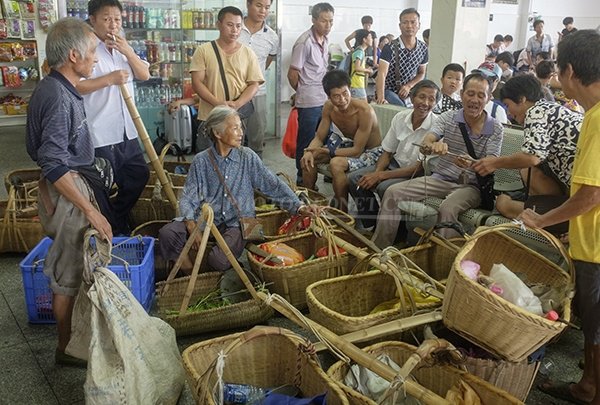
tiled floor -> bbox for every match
[0,119,584,404]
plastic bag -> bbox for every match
[256,242,304,266]
[489,263,543,316]
[66,232,185,404]
[282,107,298,159]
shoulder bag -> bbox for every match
[211,41,255,120]
[458,122,496,211]
[208,149,264,241]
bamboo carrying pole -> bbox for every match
[312,312,443,352]
[257,291,450,405]
[119,84,179,213]
[215,216,449,404]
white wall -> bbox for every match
[279,0,600,101]
[280,0,419,100]
[488,0,600,50]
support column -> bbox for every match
[428,0,492,84]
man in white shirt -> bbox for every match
[238,0,278,158]
[78,0,150,235]
[349,80,440,228]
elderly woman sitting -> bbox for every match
[159,106,317,274]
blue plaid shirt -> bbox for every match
[179,146,302,226]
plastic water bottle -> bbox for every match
[223,383,268,404]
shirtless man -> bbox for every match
[301,70,382,211]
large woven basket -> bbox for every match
[4,168,41,195]
[257,207,355,240]
[435,327,540,401]
[399,238,464,282]
[129,184,183,229]
[183,326,349,404]
[156,273,273,336]
[0,195,45,254]
[443,224,574,362]
[247,231,367,309]
[327,341,521,405]
[306,269,444,335]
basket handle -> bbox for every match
[195,326,317,400]
[276,171,297,191]
[413,224,464,253]
[468,223,574,278]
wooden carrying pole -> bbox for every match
[256,291,450,405]
[119,84,179,213]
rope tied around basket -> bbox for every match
[377,373,407,405]
[263,293,350,364]
[212,350,228,405]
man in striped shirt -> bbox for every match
[372,73,503,248]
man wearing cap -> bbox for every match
[473,61,508,124]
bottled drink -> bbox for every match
[131,3,139,28]
[223,383,269,404]
[121,3,128,28]
[138,4,145,28]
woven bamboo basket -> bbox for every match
[442,224,574,362]
[156,273,273,336]
[147,170,186,187]
[434,328,540,401]
[306,269,445,335]
[129,184,183,229]
[257,207,355,240]
[183,326,349,404]
[4,168,41,195]
[399,238,464,282]
[247,231,367,309]
[327,341,522,405]
[0,199,45,253]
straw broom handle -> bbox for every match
[257,291,450,405]
[331,233,445,300]
[118,84,179,213]
[312,311,443,352]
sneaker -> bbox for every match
[55,348,87,368]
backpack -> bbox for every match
[337,52,353,76]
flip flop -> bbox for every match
[538,381,588,405]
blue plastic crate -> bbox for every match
[20,236,155,324]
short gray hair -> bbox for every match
[46,18,95,69]
[204,105,239,142]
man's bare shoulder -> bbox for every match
[352,100,377,119]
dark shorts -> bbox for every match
[574,260,600,344]
[537,160,569,194]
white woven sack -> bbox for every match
[66,231,185,404]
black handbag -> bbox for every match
[211,41,255,120]
[458,122,496,211]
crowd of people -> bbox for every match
[23,2,600,403]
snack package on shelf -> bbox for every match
[0,19,7,39]
[19,1,35,19]
[20,19,34,39]
[7,17,20,38]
